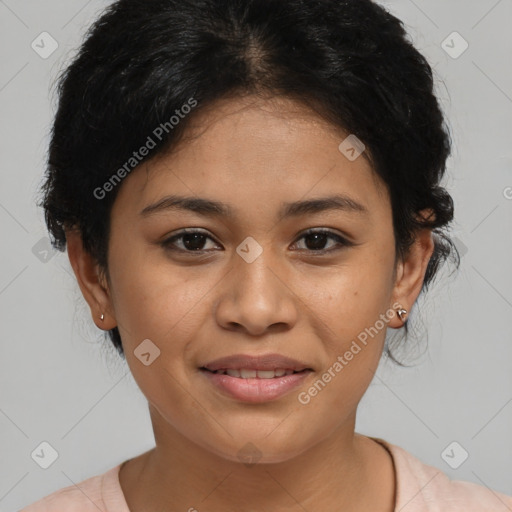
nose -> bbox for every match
[214,245,299,336]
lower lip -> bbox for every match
[200,369,312,403]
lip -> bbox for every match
[200,353,313,372]
[200,368,313,403]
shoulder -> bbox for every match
[372,437,512,512]
[18,464,124,512]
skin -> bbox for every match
[66,94,434,511]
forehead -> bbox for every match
[113,95,389,221]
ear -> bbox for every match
[388,209,435,328]
[65,229,117,330]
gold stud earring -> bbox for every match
[100,313,105,321]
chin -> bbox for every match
[200,432,310,466]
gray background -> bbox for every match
[1,0,511,509]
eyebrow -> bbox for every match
[140,193,369,219]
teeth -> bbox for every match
[240,369,257,378]
[256,370,276,379]
[211,368,300,378]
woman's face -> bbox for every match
[75,95,432,463]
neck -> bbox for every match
[119,405,395,512]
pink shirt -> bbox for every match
[19,437,512,511]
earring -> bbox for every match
[397,308,408,322]
[100,313,105,321]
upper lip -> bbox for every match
[201,353,313,372]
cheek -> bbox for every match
[309,252,395,338]
[302,252,395,400]
[107,259,213,403]
[106,249,213,353]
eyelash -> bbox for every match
[160,228,353,255]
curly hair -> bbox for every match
[39,0,460,362]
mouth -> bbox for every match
[200,367,309,379]
[199,367,312,403]
[200,353,313,374]
[199,367,313,403]
[198,353,314,402]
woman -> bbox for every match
[21,0,512,510]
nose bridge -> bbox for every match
[233,237,281,303]
[215,237,297,334]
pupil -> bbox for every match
[305,233,327,250]
[183,233,206,250]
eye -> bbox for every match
[161,229,220,253]
[161,228,353,255]
[291,229,353,253]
